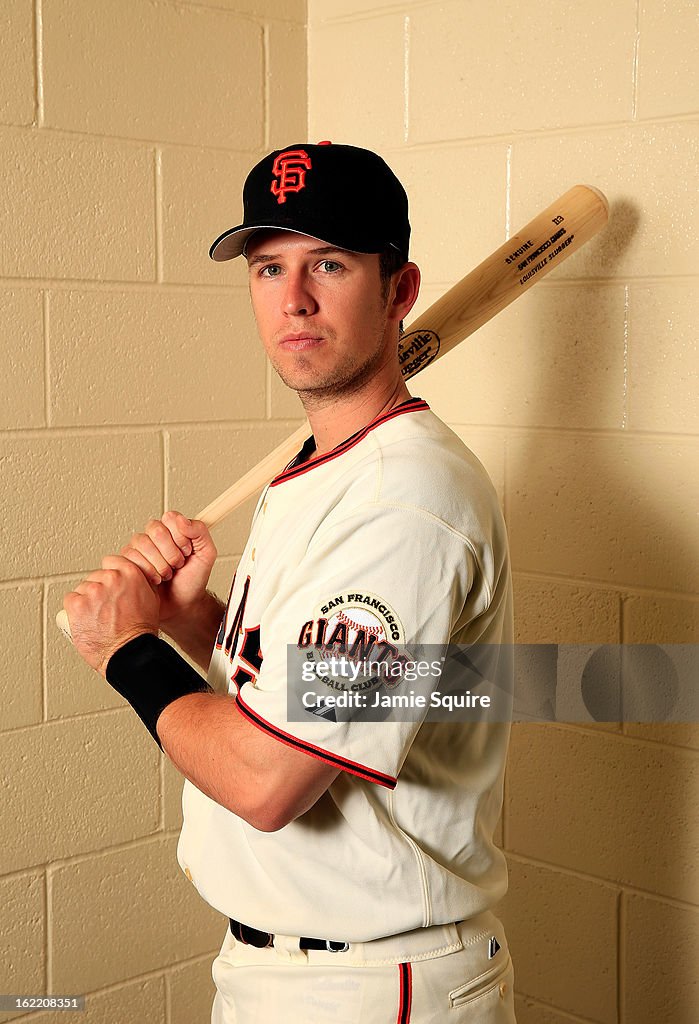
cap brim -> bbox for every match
[209,225,264,261]
[211,223,352,262]
[210,225,404,263]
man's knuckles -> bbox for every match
[161,511,195,556]
[77,578,105,595]
[90,557,150,589]
[146,517,169,534]
[99,555,130,572]
[142,518,189,565]
[162,510,186,529]
[145,519,178,548]
[63,590,89,613]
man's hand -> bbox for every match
[118,512,218,627]
[63,557,160,676]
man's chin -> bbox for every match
[273,363,360,399]
[272,352,386,402]
[285,374,378,407]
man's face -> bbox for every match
[245,230,396,401]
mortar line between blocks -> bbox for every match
[2,273,695,293]
[43,291,50,427]
[631,0,641,121]
[5,112,697,156]
[502,436,509,528]
[263,23,270,150]
[0,554,242,591]
[162,431,170,515]
[41,581,48,723]
[505,145,512,237]
[502,752,509,851]
[403,15,410,144]
[159,749,166,833]
[155,149,164,284]
[319,0,451,27]
[34,0,44,126]
[617,591,627,712]
[301,27,308,136]
[49,953,218,1008]
[618,889,626,1022]
[510,992,599,1024]
[164,970,172,1024]
[45,868,52,991]
[621,283,630,430]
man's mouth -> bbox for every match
[278,334,325,352]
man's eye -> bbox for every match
[260,265,282,277]
[319,260,342,273]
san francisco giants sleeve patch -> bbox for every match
[294,591,413,713]
[298,591,405,658]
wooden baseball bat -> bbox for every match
[57,184,608,640]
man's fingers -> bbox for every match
[163,513,217,563]
[73,579,104,596]
[99,555,151,582]
[118,516,194,583]
[114,512,214,594]
[161,511,196,555]
[144,518,189,568]
[116,544,165,586]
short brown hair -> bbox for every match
[379,247,407,302]
[379,248,407,335]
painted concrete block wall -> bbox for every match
[0,0,305,1021]
[2,1,697,1021]
[307,2,699,1022]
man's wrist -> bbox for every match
[160,590,224,641]
[105,633,213,749]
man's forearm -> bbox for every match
[156,690,340,832]
[160,590,224,672]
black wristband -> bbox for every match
[105,633,213,750]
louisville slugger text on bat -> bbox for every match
[57,184,609,641]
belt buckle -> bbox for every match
[326,940,350,953]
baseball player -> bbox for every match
[64,142,517,1022]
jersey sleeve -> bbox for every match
[233,501,481,788]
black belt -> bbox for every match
[229,918,349,953]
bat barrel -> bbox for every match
[398,184,609,375]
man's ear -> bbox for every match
[388,263,421,324]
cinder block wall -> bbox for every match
[308,2,698,1023]
[0,1,305,1021]
[2,1,697,1022]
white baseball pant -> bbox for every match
[210,910,516,1023]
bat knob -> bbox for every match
[580,184,610,218]
[55,609,74,643]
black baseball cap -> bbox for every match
[209,141,410,263]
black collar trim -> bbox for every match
[270,397,429,487]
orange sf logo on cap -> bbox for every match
[271,149,312,205]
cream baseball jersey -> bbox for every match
[177,397,513,941]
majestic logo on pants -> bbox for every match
[271,149,312,205]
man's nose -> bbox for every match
[283,271,317,316]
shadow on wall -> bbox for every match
[500,199,699,1022]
